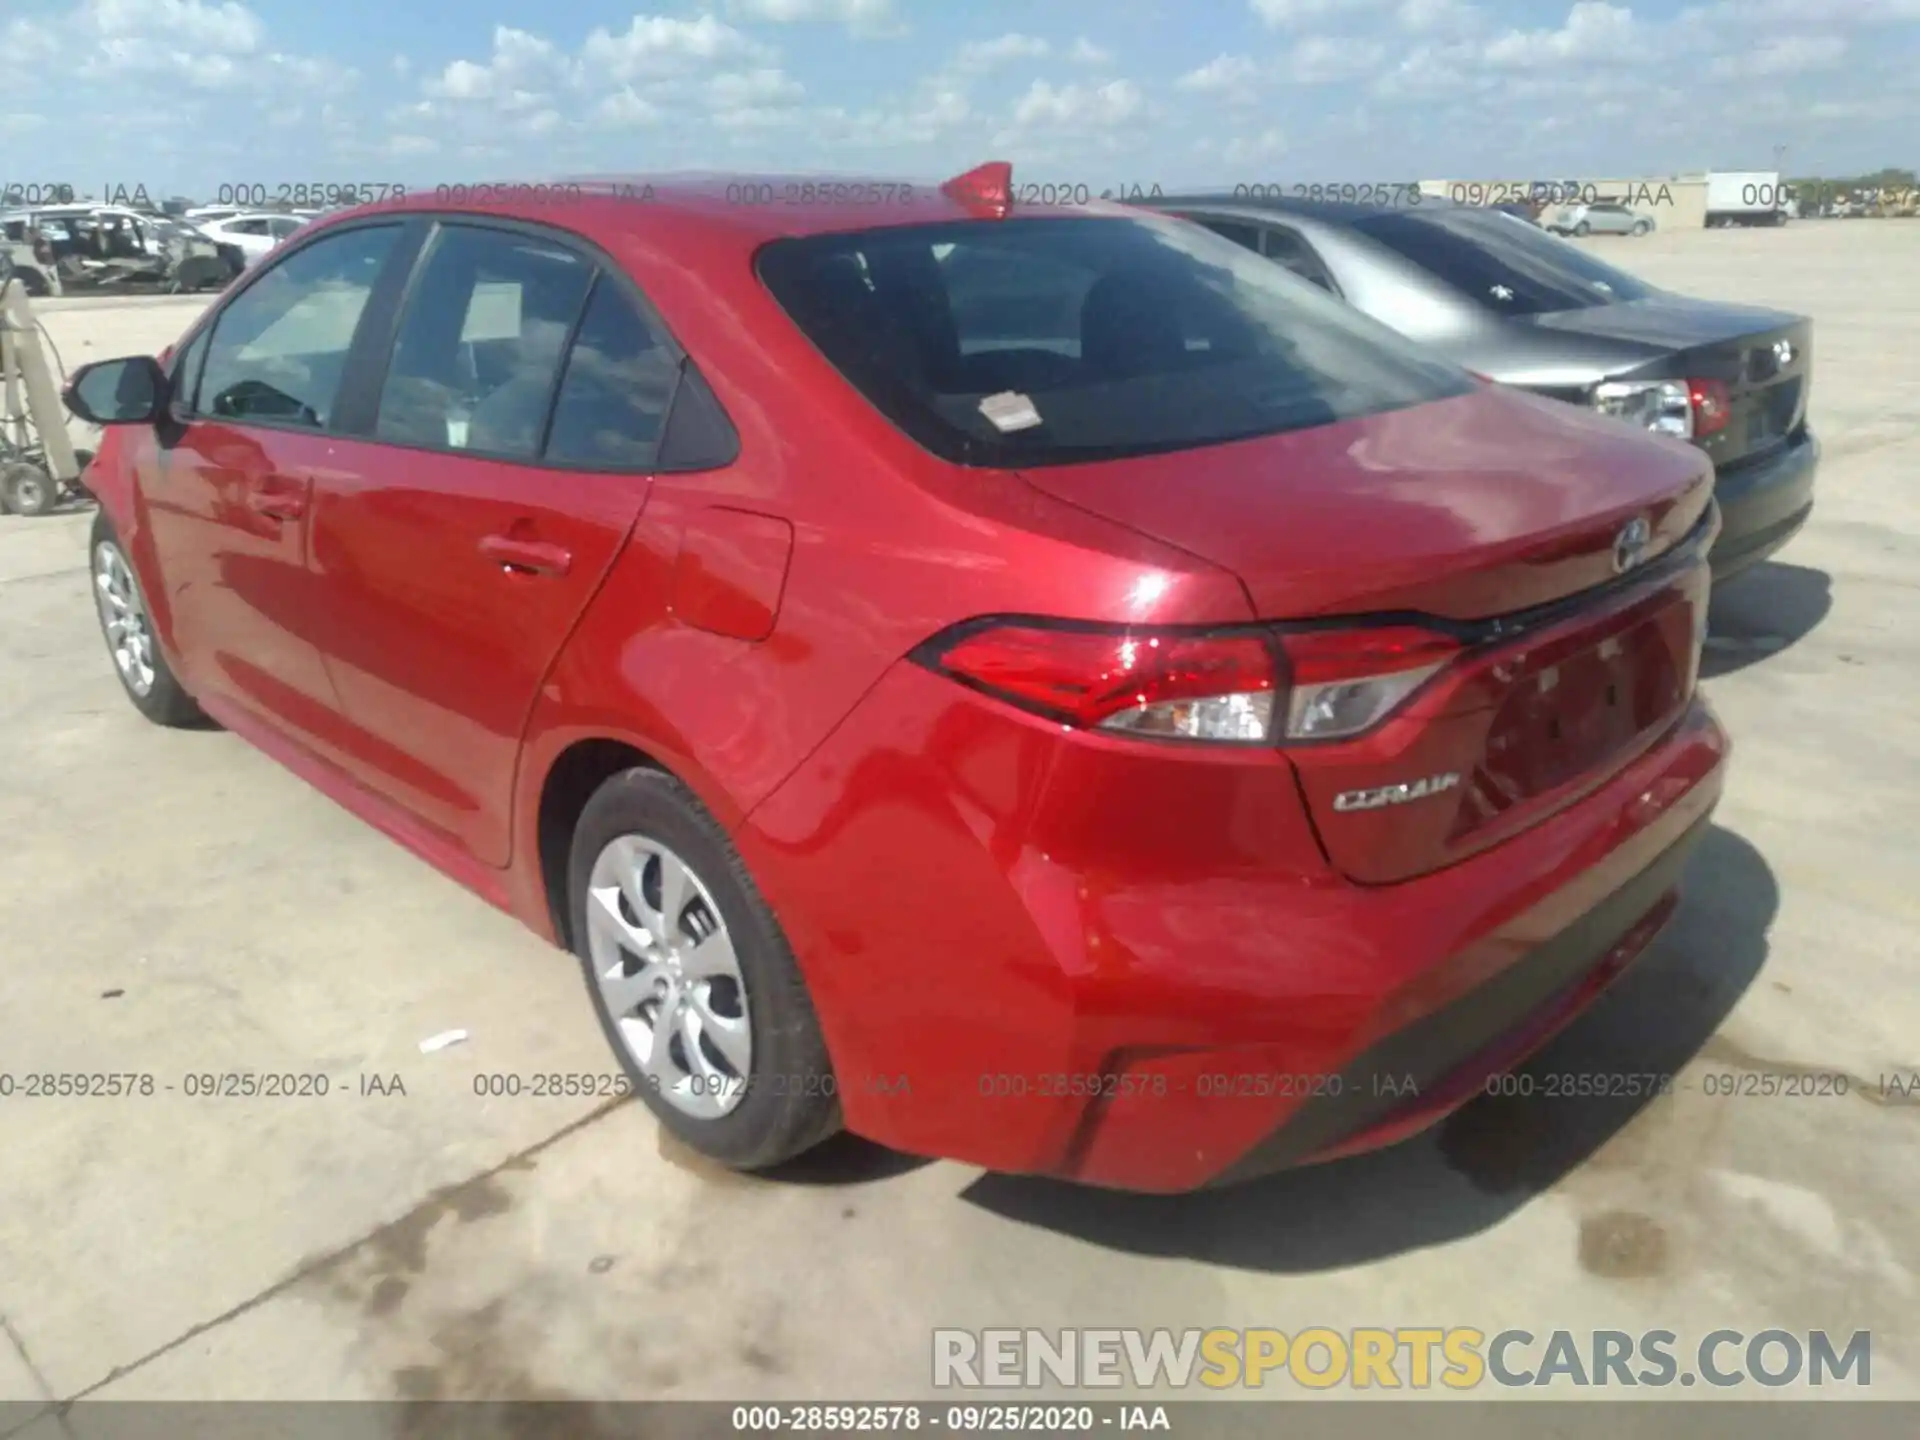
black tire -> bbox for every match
[568,767,841,1170]
[1632,220,1651,236]
[1573,221,1591,237]
[2,462,57,517]
[89,509,208,727]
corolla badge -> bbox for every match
[1333,773,1461,812]
[1612,515,1652,574]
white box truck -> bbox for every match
[1707,171,1790,227]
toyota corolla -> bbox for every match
[65,164,1728,1192]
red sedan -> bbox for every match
[64,164,1728,1193]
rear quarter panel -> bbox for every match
[510,205,1252,920]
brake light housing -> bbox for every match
[914,619,1461,746]
[1590,376,1732,440]
[1687,377,1732,437]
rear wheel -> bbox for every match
[89,510,206,726]
[1573,221,1591,236]
[568,767,841,1171]
[1631,220,1651,236]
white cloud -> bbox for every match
[1223,127,1288,163]
[1010,79,1144,129]
[1069,37,1113,65]
[1250,0,1380,25]
[956,33,1050,69]
[708,66,805,106]
[1177,54,1263,94]
[582,15,767,82]
[1396,0,1484,33]
[1707,34,1846,77]
[595,89,664,126]
[83,0,263,54]
[1283,36,1386,82]
[725,0,895,24]
[1482,2,1636,67]
[0,18,62,64]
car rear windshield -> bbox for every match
[756,214,1471,467]
[1349,206,1657,315]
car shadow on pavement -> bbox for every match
[1704,562,1832,677]
[956,822,1777,1272]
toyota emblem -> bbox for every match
[1613,516,1652,574]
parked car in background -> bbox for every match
[1155,194,1815,583]
[0,204,237,292]
[64,166,1729,1193]
[195,212,308,266]
[0,225,63,296]
[184,205,247,227]
[1548,202,1653,237]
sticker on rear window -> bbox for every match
[979,391,1042,432]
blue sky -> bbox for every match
[3,0,1915,198]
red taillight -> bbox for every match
[1688,377,1732,437]
[918,619,1462,745]
[932,623,1273,732]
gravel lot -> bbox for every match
[1,221,1916,1419]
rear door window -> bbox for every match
[758,213,1469,468]
[1349,207,1656,314]
[543,280,681,468]
[374,225,594,458]
[1195,219,1261,252]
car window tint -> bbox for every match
[375,226,593,458]
[197,224,400,429]
[544,280,680,468]
[759,214,1470,468]
[1196,219,1261,252]
[1349,207,1656,315]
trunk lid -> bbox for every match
[1017,383,1716,883]
[1017,382,1713,620]
[1526,294,1813,473]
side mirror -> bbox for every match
[64,355,169,426]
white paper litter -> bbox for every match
[979,391,1043,433]
[418,1029,469,1054]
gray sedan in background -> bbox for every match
[1549,201,1655,236]
[1154,195,1815,584]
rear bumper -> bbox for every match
[743,658,1731,1194]
[1709,428,1817,584]
[1207,807,1706,1184]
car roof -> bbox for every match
[319,171,1142,249]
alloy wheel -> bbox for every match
[585,834,754,1119]
[92,542,155,695]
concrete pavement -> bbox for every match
[2,226,1917,1421]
